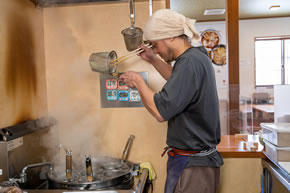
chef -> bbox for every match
[120,9,223,193]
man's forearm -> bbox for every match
[135,79,165,122]
[151,57,173,81]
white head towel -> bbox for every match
[144,9,200,42]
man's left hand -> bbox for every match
[119,71,144,88]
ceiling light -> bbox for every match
[269,5,280,11]
[204,9,225,15]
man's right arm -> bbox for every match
[150,57,172,81]
[139,45,172,81]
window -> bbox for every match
[255,37,290,87]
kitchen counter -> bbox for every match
[217,135,266,193]
[217,135,266,158]
[262,158,290,192]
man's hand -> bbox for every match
[138,44,172,81]
[119,71,165,122]
[138,44,158,63]
[119,71,144,88]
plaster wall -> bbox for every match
[0,0,48,176]
[43,2,167,192]
[0,0,47,126]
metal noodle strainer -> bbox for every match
[89,44,152,74]
[89,51,118,74]
[121,0,143,51]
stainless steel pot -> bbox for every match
[46,135,136,190]
[46,157,136,190]
[89,51,118,73]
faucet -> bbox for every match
[10,162,52,184]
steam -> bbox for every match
[40,12,122,179]
[40,56,111,178]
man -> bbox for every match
[120,9,223,193]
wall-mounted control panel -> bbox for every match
[100,72,148,108]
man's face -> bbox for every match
[150,39,174,63]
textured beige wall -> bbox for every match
[0,0,48,173]
[43,1,167,192]
[0,0,47,128]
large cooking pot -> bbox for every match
[46,157,136,190]
[46,135,136,190]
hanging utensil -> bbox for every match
[109,43,152,67]
[121,0,143,51]
[121,135,135,161]
[89,44,152,74]
[89,51,118,74]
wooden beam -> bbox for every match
[226,0,240,134]
[166,0,170,9]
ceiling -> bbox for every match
[170,0,290,22]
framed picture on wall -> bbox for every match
[200,29,226,66]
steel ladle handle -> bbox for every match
[129,0,135,28]
[122,135,135,161]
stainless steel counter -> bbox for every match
[262,158,290,193]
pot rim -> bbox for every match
[46,156,135,186]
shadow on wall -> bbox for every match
[4,10,37,121]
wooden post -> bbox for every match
[226,0,240,134]
[166,0,170,9]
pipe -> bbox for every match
[149,0,152,16]
[121,135,135,161]
[136,168,149,193]
[85,155,93,182]
[65,150,72,181]
[19,162,52,183]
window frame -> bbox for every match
[254,36,290,88]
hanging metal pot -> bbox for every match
[89,51,118,74]
[121,0,143,51]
